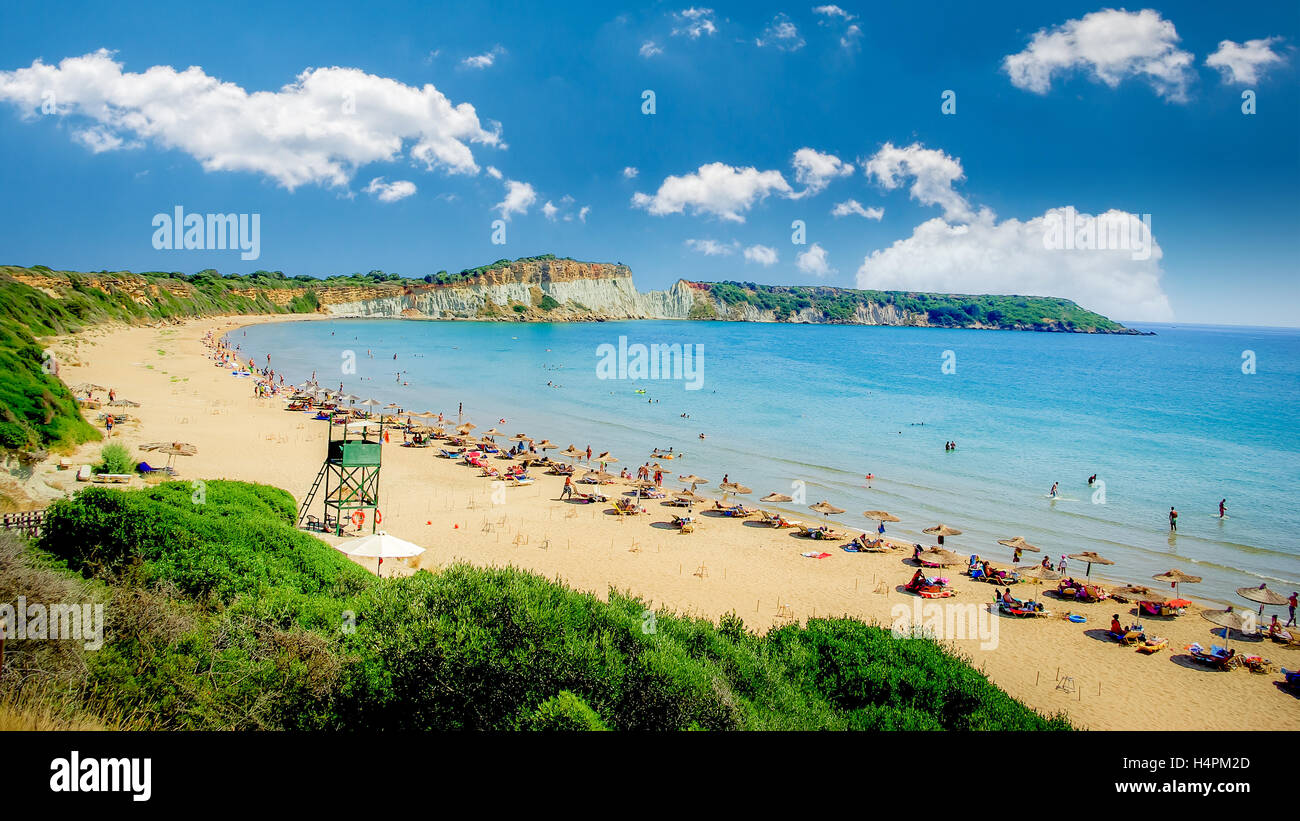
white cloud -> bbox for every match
[832,199,883,219]
[856,208,1172,321]
[1205,37,1287,84]
[632,161,792,222]
[790,147,853,198]
[640,40,664,58]
[1002,9,1195,102]
[744,244,778,265]
[840,24,862,50]
[685,238,739,256]
[622,166,639,179]
[461,46,505,69]
[0,49,500,190]
[578,205,590,222]
[542,200,559,221]
[495,179,536,220]
[813,5,855,21]
[363,177,417,203]
[757,14,805,51]
[864,142,972,223]
[485,165,503,179]
[796,243,833,277]
[672,8,717,38]
[72,124,140,153]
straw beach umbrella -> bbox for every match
[338,530,426,577]
[1068,551,1114,578]
[139,441,198,469]
[719,482,752,503]
[1237,584,1288,617]
[678,474,708,489]
[1113,584,1166,603]
[1021,565,1063,584]
[535,439,557,450]
[998,536,1039,552]
[809,501,845,522]
[1153,569,1201,597]
[923,524,962,546]
[1201,606,1256,648]
[762,493,793,503]
[107,398,141,407]
[917,547,963,567]
[864,511,900,522]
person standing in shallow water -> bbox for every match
[1169,506,1178,532]
[1219,498,1227,519]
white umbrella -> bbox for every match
[338,530,426,576]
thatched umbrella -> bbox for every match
[1021,565,1063,583]
[482,427,504,438]
[107,398,141,407]
[923,524,962,546]
[509,433,532,442]
[1153,569,1202,597]
[1237,584,1289,616]
[457,422,477,433]
[583,470,616,483]
[560,445,583,463]
[596,451,618,465]
[809,501,845,523]
[762,493,793,503]
[535,439,557,450]
[1113,584,1166,603]
[139,441,197,469]
[1202,606,1256,648]
[719,482,752,503]
[917,547,963,566]
[1068,551,1114,578]
[864,510,900,522]
[673,490,705,509]
[678,474,708,489]
[998,536,1039,553]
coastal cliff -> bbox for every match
[0,258,1136,333]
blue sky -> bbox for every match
[0,1,1295,325]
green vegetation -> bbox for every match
[93,443,134,475]
[700,281,1130,332]
[0,480,1071,731]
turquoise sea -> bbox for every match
[234,318,1300,606]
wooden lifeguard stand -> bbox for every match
[298,414,383,536]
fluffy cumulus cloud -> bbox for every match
[632,161,792,222]
[856,208,1172,321]
[831,199,883,219]
[72,124,140,154]
[639,40,663,58]
[1002,9,1195,102]
[796,243,833,277]
[685,238,738,256]
[864,142,972,223]
[672,8,717,39]
[813,5,860,49]
[622,166,639,179]
[363,177,417,203]
[0,49,501,190]
[812,5,854,21]
[743,244,778,265]
[495,179,537,220]
[1205,37,1288,84]
[790,147,853,198]
[756,14,805,51]
[542,200,559,220]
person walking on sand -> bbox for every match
[1219,499,1227,519]
[1057,555,1067,574]
[561,474,573,500]
[1169,506,1178,532]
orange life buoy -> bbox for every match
[351,510,365,527]
[374,510,382,525]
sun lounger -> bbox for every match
[92,473,134,484]
[1186,644,1238,671]
[57,457,73,470]
[998,601,1049,617]
[439,449,463,459]
[76,465,92,482]
[137,461,176,476]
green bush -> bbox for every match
[24,480,1071,732]
[95,443,134,474]
[529,691,609,731]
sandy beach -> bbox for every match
[20,315,1300,732]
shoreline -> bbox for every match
[24,313,1300,731]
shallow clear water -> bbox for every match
[234,318,1300,606]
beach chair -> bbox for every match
[1186,644,1238,671]
[1136,636,1168,654]
[137,461,176,476]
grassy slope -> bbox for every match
[2,480,1071,731]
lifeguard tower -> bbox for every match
[298,414,384,535]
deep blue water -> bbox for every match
[234,318,1300,605]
